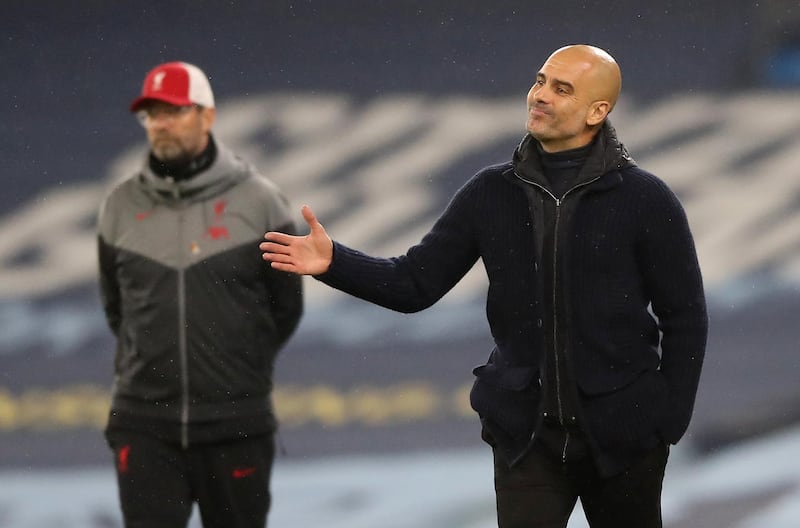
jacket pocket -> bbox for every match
[471,363,538,390]
[581,369,668,450]
[469,362,540,438]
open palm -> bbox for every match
[260,205,333,276]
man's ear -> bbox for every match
[201,107,217,132]
[586,101,610,127]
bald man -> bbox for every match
[261,44,707,528]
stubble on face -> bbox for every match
[146,108,210,164]
[525,45,621,152]
[149,134,189,162]
[525,64,587,151]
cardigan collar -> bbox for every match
[508,120,636,194]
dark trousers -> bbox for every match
[493,440,668,528]
[107,430,275,528]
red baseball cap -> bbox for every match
[129,61,215,112]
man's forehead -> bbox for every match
[536,45,621,106]
[539,54,593,78]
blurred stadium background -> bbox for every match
[2,1,800,526]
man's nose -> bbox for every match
[535,83,553,100]
[529,92,545,109]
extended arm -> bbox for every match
[261,185,481,313]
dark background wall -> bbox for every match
[0,0,762,210]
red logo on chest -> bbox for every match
[213,199,227,219]
[206,199,230,240]
[206,226,230,239]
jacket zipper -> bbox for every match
[514,171,603,462]
[552,198,568,461]
[171,179,191,449]
[178,265,189,448]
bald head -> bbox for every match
[526,44,622,151]
[545,44,622,111]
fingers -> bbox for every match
[262,205,323,244]
[260,244,298,272]
[301,204,317,227]
[259,241,290,256]
[261,231,296,246]
[268,261,296,272]
[261,252,294,265]
[301,204,330,239]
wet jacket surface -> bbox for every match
[98,141,303,446]
[317,122,707,476]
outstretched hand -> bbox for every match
[260,205,333,275]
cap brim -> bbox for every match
[129,93,194,112]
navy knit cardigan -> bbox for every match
[317,122,708,477]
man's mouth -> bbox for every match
[530,106,550,117]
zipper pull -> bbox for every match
[165,176,180,199]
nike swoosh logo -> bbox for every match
[232,467,257,479]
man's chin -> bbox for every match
[526,128,545,142]
[152,147,187,164]
[526,120,545,137]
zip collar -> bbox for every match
[508,120,635,196]
[137,140,250,205]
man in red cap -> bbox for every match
[97,61,303,527]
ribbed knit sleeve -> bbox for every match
[316,174,485,313]
[634,171,708,443]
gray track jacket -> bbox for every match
[98,141,303,446]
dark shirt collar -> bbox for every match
[149,134,217,181]
[536,140,594,170]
